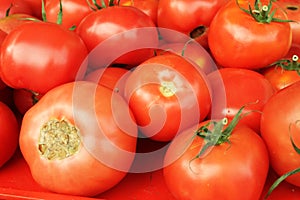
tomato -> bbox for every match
[277,0,300,46]
[261,44,300,92]
[119,0,159,25]
[19,81,138,196]
[0,13,38,34]
[0,101,19,168]
[158,41,218,74]
[0,29,6,45]
[84,66,131,97]
[0,21,88,94]
[13,89,42,115]
[163,118,269,200]
[207,68,274,133]
[124,53,212,142]
[0,0,33,18]
[261,80,300,187]
[45,0,93,30]
[157,0,230,48]
[76,6,159,69]
[260,168,300,200]
[208,0,292,69]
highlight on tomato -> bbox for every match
[208,0,292,69]
[19,81,138,196]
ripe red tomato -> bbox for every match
[13,89,42,115]
[208,0,292,69]
[124,53,212,141]
[119,0,159,25]
[76,6,159,68]
[261,44,300,92]
[277,0,300,46]
[261,80,300,187]
[85,66,131,97]
[19,81,138,196]
[157,0,229,48]
[45,0,93,30]
[0,21,88,94]
[0,0,33,18]
[207,68,274,133]
[0,101,19,168]
[0,13,38,34]
[163,120,269,200]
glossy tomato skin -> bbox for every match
[157,0,229,47]
[124,54,212,142]
[0,101,19,168]
[261,81,300,187]
[163,123,269,200]
[45,0,93,30]
[76,6,158,68]
[208,0,292,69]
[207,68,274,133]
[277,0,300,46]
[19,81,138,196]
[0,0,33,18]
[0,21,88,94]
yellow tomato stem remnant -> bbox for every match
[38,118,81,160]
[159,81,177,97]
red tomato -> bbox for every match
[19,81,138,196]
[13,89,42,115]
[261,80,300,187]
[0,21,88,94]
[0,13,38,34]
[45,0,93,30]
[0,101,19,168]
[0,29,6,46]
[124,53,212,141]
[208,0,292,69]
[84,66,131,97]
[0,0,33,18]
[207,68,275,133]
[277,0,300,46]
[157,0,230,48]
[76,6,159,68]
[158,41,218,74]
[261,44,300,92]
[163,120,269,200]
[119,0,159,25]
[260,168,300,200]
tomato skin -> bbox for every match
[0,13,38,34]
[157,0,229,48]
[207,68,274,133]
[124,54,212,142]
[261,81,300,187]
[208,0,292,69]
[0,21,88,94]
[76,6,158,68]
[163,123,269,200]
[45,0,93,30]
[0,101,19,168]
[19,81,138,196]
[277,0,300,46]
[13,89,42,115]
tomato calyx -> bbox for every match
[38,117,81,160]
[87,0,118,11]
[271,54,300,75]
[236,0,293,23]
[192,105,246,160]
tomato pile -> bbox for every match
[0,0,300,199]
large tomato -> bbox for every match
[0,21,88,94]
[163,118,269,200]
[207,68,274,133]
[208,0,292,69]
[0,101,19,168]
[45,0,93,30]
[124,53,212,142]
[261,80,300,187]
[76,5,159,69]
[157,0,230,48]
[19,81,138,196]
